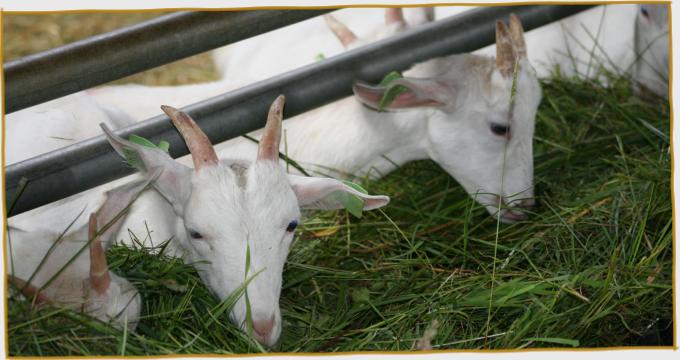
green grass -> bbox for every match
[6,70,672,355]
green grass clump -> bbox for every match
[7,70,672,355]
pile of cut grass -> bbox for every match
[6,70,672,355]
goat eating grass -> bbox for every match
[98,95,389,346]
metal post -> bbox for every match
[5,5,595,216]
[3,10,330,113]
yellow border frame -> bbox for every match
[0,1,675,357]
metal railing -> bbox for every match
[4,10,330,114]
[4,5,594,216]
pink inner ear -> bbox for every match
[388,91,444,108]
[353,83,444,110]
[353,84,384,104]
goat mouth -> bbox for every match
[489,195,532,223]
[498,208,528,224]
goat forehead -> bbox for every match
[187,162,298,229]
[245,161,300,217]
[186,166,248,226]
[191,166,242,201]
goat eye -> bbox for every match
[189,230,203,239]
[641,7,649,18]
[286,220,298,232]
[490,123,510,136]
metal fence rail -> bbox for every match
[4,10,330,114]
[5,5,594,216]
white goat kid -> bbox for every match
[632,4,669,99]
[213,15,540,223]
[99,96,389,346]
[7,177,152,330]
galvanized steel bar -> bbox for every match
[5,5,594,216]
[3,10,330,114]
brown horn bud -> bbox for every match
[257,95,285,162]
[89,214,111,295]
[324,14,358,48]
[161,105,218,170]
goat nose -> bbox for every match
[252,315,276,344]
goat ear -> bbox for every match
[288,175,390,211]
[94,170,160,249]
[353,78,456,111]
[101,124,192,213]
[8,276,53,307]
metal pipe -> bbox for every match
[3,10,330,114]
[5,5,595,216]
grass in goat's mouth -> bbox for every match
[6,71,672,355]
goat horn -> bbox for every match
[324,14,358,48]
[385,8,406,26]
[8,275,52,307]
[89,214,111,296]
[495,20,515,78]
[161,105,218,170]
[257,95,285,161]
[508,14,527,59]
